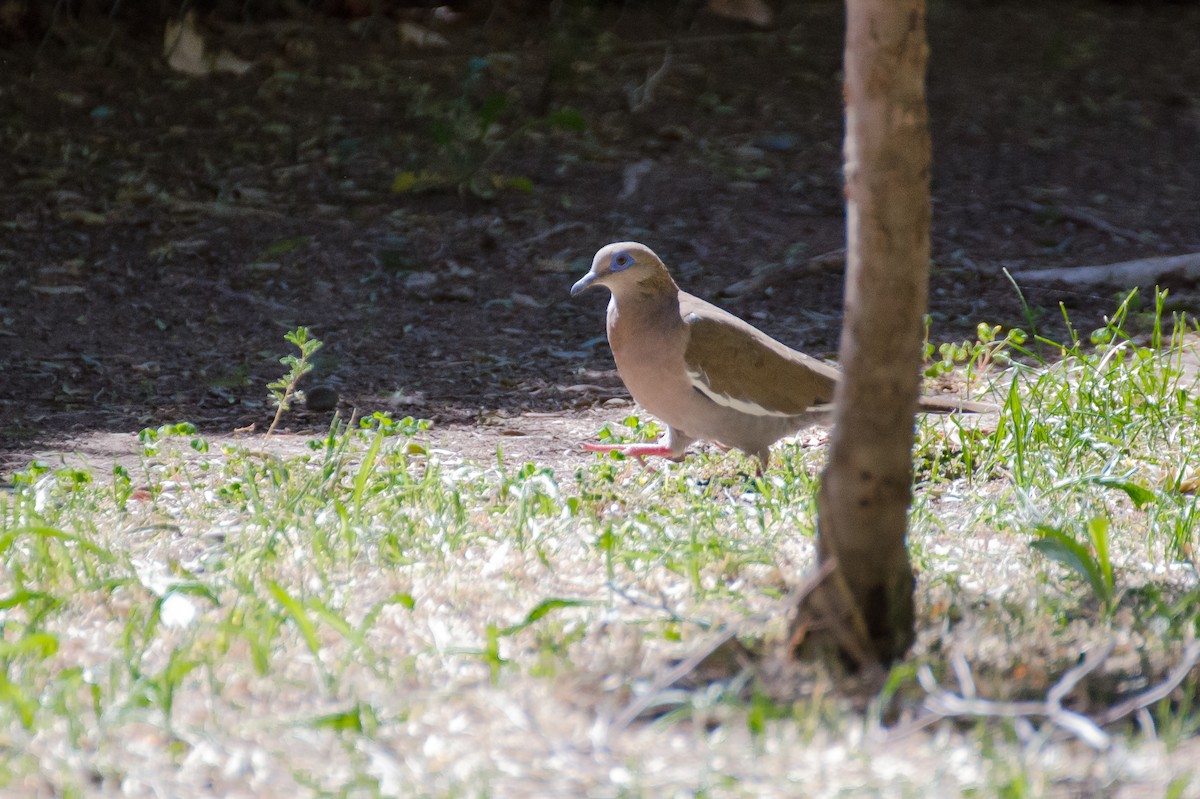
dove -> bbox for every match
[571,242,991,468]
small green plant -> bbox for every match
[923,319,1028,380]
[593,413,662,450]
[266,327,324,436]
[452,599,590,684]
[394,57,586,198]
[138,421,209,456]
[1031,516,1117,615]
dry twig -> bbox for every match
[720,249,846,298]
[517,221,587,248]
[891,637,1200,750]
[628,48,674,113]
[1094,639,1200,726]
[1011,251,1200,288]
[1008,199,1145,242]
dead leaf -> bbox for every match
[164,12,210,76]
[211,50,253,76]
[1177,473,1200,494]
[398,21,448,49]
[392,170,446,193]
[58,209,109,225]
[619,159,653,200]
[164,11,254,77]
[384,391,425,407]
[432,6,466,24]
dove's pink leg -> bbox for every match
[582,442,686,465]
[583,427,695,465]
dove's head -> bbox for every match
[570,242,675,298]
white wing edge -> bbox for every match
[687,368,795,418]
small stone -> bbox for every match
[443,286,476,301]
[757,133,799,152]
[734,144,765,160]
[305,385,339,412]
[405,271,438,292]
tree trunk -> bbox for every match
[793,0,930,667]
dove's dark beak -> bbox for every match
[570,271,599,297]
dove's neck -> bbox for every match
[609,276,678,326]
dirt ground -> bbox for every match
[3,1,1199,476]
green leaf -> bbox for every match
[305,597,355,642]
[477,93,509,130]
[0,590,57,611]
[1030,524,1112,607]
[498,598,591,637]
[0,526,116,561]
[359,593,415,633]
[268,582,321,655]
[392,171,446,193]
[309,704,365,733]
[392,171,418,193]
[0,632,59,659]
[521,597,589,625]
[548,107,586,131]
[0,679,39,730]
[1086,516,1115,593]
[503,175,534,193]
[1091,476,1155,509]
[352,426,386,516]
[1030,525,1099,585]
[1166,775,1192,799]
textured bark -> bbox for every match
[793,0,930,666]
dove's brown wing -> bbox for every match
[679,293,838,417]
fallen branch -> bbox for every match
[1007,199,1145,243]
[1094,638,1200,726]
[890,637,1200,750]
[1011,252,1200,288]
[720,249,846,298]
[161,196,284,220]
[183,278,295,314]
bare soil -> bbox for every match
[3,0,1199,475]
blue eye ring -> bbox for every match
[611,252,633,271]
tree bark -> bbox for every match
[793,0,930,666]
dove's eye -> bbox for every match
[612,252,633,271]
